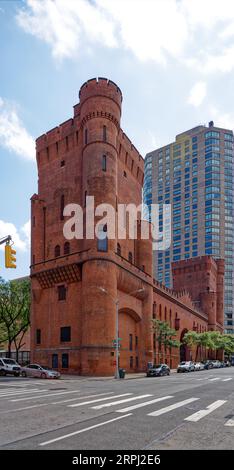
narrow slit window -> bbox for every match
[102,155,107,172]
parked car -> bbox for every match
[21,364,61,379]
[203,360,213,370]
[211,360,222,368]
[224,360,231,367]
[0,357,21,377]
[194,362,205,371]
[177,361,195,373]
[146,364,170,377]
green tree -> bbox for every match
[183,331,216,361]
[0,277,30,361]
[152,319,180,361]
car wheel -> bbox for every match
[21,371,27,377]
[41,372,47,379]
[167,371,170,375]
[0,370,6,376]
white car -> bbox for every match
[21,364,61,379]
[0,357,21,377]
[194,362,205,371]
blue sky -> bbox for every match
[1,0,234,279]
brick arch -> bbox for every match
[118,307,141,323]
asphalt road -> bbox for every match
[0,367,233,450]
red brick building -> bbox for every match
[30,78,224,375]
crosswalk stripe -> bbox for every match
[116,395,174,413]
[11,390,80,402]
[222,378,232,382]
[91,394,152,410]
[0,389,45,398]
[39,414,132,446]
[209,378,221,382]
[0,393,115,414]
[184,400,227,422]
[69,393,132,408]
[147,398,199,417]
[52,392,114,405]
[225,418,234,426]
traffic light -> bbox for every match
[5,244,16,269]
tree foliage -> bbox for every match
[183,330,234,360]
[0,277,30,359]
[152,319,181,351]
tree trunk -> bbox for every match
[195,345,199,362]
[7,341,12,358]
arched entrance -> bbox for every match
[180,329,190,362]
[118,307,141,372]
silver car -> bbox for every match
[21,364,61,379]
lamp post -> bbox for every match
[90,285,145,379]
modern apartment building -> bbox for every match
[144,122,234,334]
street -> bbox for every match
[0,367,233,450]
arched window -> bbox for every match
[165,306,167,322]
[64,242,70,255]
[55,245,60,258]
[103,125,107,142]
[60,195,65,221]
[159,304,162,320]
[128,251,133,264]
[117,243,121,256]
[153,302,156,319]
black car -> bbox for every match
[147,364,170,377]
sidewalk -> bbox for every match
[60,370,177,381]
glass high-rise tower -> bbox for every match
[143,122,234,334]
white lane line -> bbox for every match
[185,400,227,422]
[11,390,80,402]
[222,378,232,382]
[225,418,234,426]
[0,393,115,414]
[148,398,200,417]
[52,392,114,405]
[0,389,45,398]
[39,414,132,447]
[209,378,221,382]
[69,393,132,408]
[116,395,174,413]
[92,394,152,410]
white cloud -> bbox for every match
[0,220,30,252]
[21,220,31,246]
[188,81,207,107]
[15,0,234,74]
[0,98,35,161]
[208,105,234,130]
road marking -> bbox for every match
[92,394,152,410]
[225,418,234,426]
[116,395,174,413]
[11,390,80,402]
[222,378,232,382]
[0,389,46,398]
[184,400,227,422]
[0,393,115,413]
[148,398,200,417]
[39,414,132,446]
[52,392,114,405]
[209,378,221,382]
[69,393,132,408]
